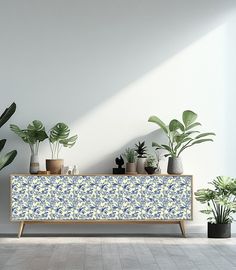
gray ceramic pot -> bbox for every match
[167,157,183,175]
[126,162,137,174]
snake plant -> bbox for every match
[48,122,78,159]
[148,110,215,157]
[195,176,236,224]
[10,120,48,155]
[0,102,17,171]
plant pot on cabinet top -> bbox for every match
[46,159,64,174]
[126,162,137,175]
[167,157,183,175]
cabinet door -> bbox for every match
[163,176,192,219]
[11,176,29,220]
[96,176,119,219]
[51,176,74,219]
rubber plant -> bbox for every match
[0,102,17,171]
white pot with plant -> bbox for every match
[46,123,78,174]
[10,120,47,174]
[124,148,137,174]
[135,141,147,174]
[148,110,215,175]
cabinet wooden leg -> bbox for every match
[179,221,186,237]
[18,221,25,238]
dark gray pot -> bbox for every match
[208,223,231,238]
[167,157,183,175]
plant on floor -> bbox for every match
[48,122,78,159]
[135,141,147,158]
[195,176,236,224]
[0,102,17,171]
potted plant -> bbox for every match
[46,122,78,174]
[135,141,147,174]
[145,155,157,174]
[123,148,137,174]
[0,102,17,171]
[10,120,47,174]
[195,176,236,238]
[148,110,215,174]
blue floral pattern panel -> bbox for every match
[51,176,74,220]
[28,176,51,220]
[97,176,119,219]
[10,174,192,221]
[11,176,29,220]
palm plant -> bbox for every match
[148,110,215,158]
[195,176,236,224]
[48,123,78,159]
[0,102,17,171]
[135,141,147,158]
[10,120,48,155]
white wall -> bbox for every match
[0,0,236,234]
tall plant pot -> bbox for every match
[30,154,39,174]
[126,162,137,175]
[208,223,231,238]
[136,158,147,174]
[46,159,64,174]
[167,157,183,175]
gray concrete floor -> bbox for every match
[0,234,236,270]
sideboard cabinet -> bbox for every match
[10,174,192,237]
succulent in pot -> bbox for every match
[148,110,215,174]
[0,102,17,172]
[195,176,236,238]
[10,120,47,174]
[135,141,147,174]
[123,147,137,174]
[145,155,157,175]
[46,122,78,174]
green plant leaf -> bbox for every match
[49,123,70,143]
[169,119,184,132]
[148,116,168,134]
[0,139,6,152]
[152,142,162,148]
[59,135,78,148]
[182,110,197,127]
[190,138,213,146]
[0,150,17,171]
[185,122,201,130]
[0,102,16,128]
[195,132,216,139]
[161,144,172,152]
[10,124,30,143]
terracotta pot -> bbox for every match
[46,159,64,174]
[126,162,137,174]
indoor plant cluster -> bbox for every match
[10,121,78,174]
[122,141,161,175]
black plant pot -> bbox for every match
[145,167,157,174]
[208,222,231,238]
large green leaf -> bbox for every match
[49,122,70,143]
[190,138,213,146]
[60,135,78,148]
[148,116,168,134]
[182,110,197,127]
[186,122,201,131]
[0,102,16,128]
[0,139,6,152]
[27,120,44,131]
[195,132,216,139]
[169,119,184,132]
[0,150,17,171]
[10,124,30,143]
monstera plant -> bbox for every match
[148,110,215,174]
[0,102,17,172]
[46,122,78,174]
[10,120,48,173]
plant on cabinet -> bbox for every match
[148,110,215,174]
[123,148,137,175]
[46,122,78,174]
[135,141,147,174]
[144,155,157,174]
[0,102,17,172]
[195,176,236,238]
[10,120,47,174]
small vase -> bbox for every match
[136,157,147,174]
[30,154,39,174]
[126,162,137,174]
[167,157,183,175]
